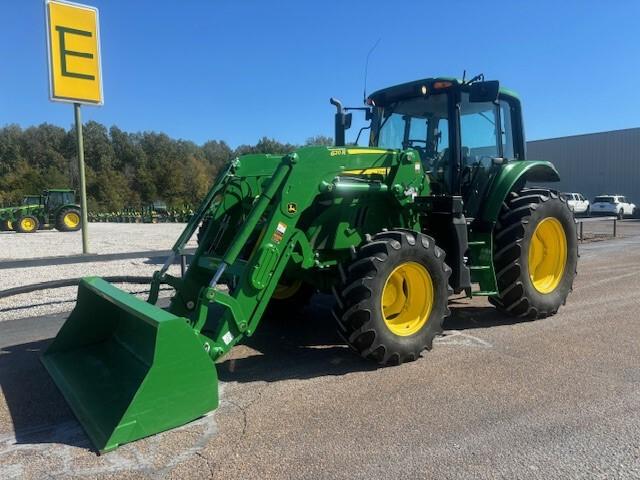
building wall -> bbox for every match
[526,128,640,203]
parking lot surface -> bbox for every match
[1,221,639,479]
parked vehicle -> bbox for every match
[0,189,81,233]
[562,192,590,216]
[591,195,636,219]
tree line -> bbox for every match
[0,122,332,210]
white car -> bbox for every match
[562,192,590,216]
[591,195,636,219]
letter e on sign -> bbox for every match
[46,0,103,105]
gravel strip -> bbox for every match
[0,260,182,322]
[0,223,197,260]
[0,224,198,321]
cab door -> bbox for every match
[459,94,515,218]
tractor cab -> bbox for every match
[366,77,525,218]
[44,189,76,210]
[330,77,531,294]
[150,200,168,214]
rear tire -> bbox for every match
[490,188,578,318]
[56,207,82,232]
[333,229,451,365]
[16,215,39,233]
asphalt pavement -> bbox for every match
[1,222,639,479]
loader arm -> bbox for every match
[169,146,426,361]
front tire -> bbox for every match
[16,215,39,233]
[490,188,578,318]
[333,230,451,365]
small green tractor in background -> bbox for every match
[43,76,578,452]
[0,188,82,233]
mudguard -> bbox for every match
[479,160,560,223]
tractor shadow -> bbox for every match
[0,295,521,450]
[216,294,523,384]
[444,297,525,330]
[217,295,379,383]
[0,338,93,451]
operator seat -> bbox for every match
[461,146,470,167]
[429,148,450,194]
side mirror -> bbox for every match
[365,108,373,121]
[469,80,500,103]
[344,113,352,130]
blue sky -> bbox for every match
[1,1,639,147]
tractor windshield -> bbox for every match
[372,92,451,188]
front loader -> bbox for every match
[42,76,578,452]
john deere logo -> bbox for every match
[287,202,297,214]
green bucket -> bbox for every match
[42,277,218,452]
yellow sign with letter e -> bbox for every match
[45,0,103,105]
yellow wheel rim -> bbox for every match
[381,261,434,336]
[273,279,302,300]
[528,217,567,294]
[64,212,80,228]
[7,221,12,230]
[21,218,36,232]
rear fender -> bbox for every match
[479,160,560,223]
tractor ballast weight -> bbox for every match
[43,77,577,452]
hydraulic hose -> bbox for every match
[0,276,156,300]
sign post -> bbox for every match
[73,103,89,253]
[45,0,103,254]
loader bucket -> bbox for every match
[41,277,218,452]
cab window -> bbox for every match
[459,98,499,164]
[459,95,515,162]
[377,113,405,149]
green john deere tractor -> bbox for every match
[42,76,578,452]
[0,189,82,233]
